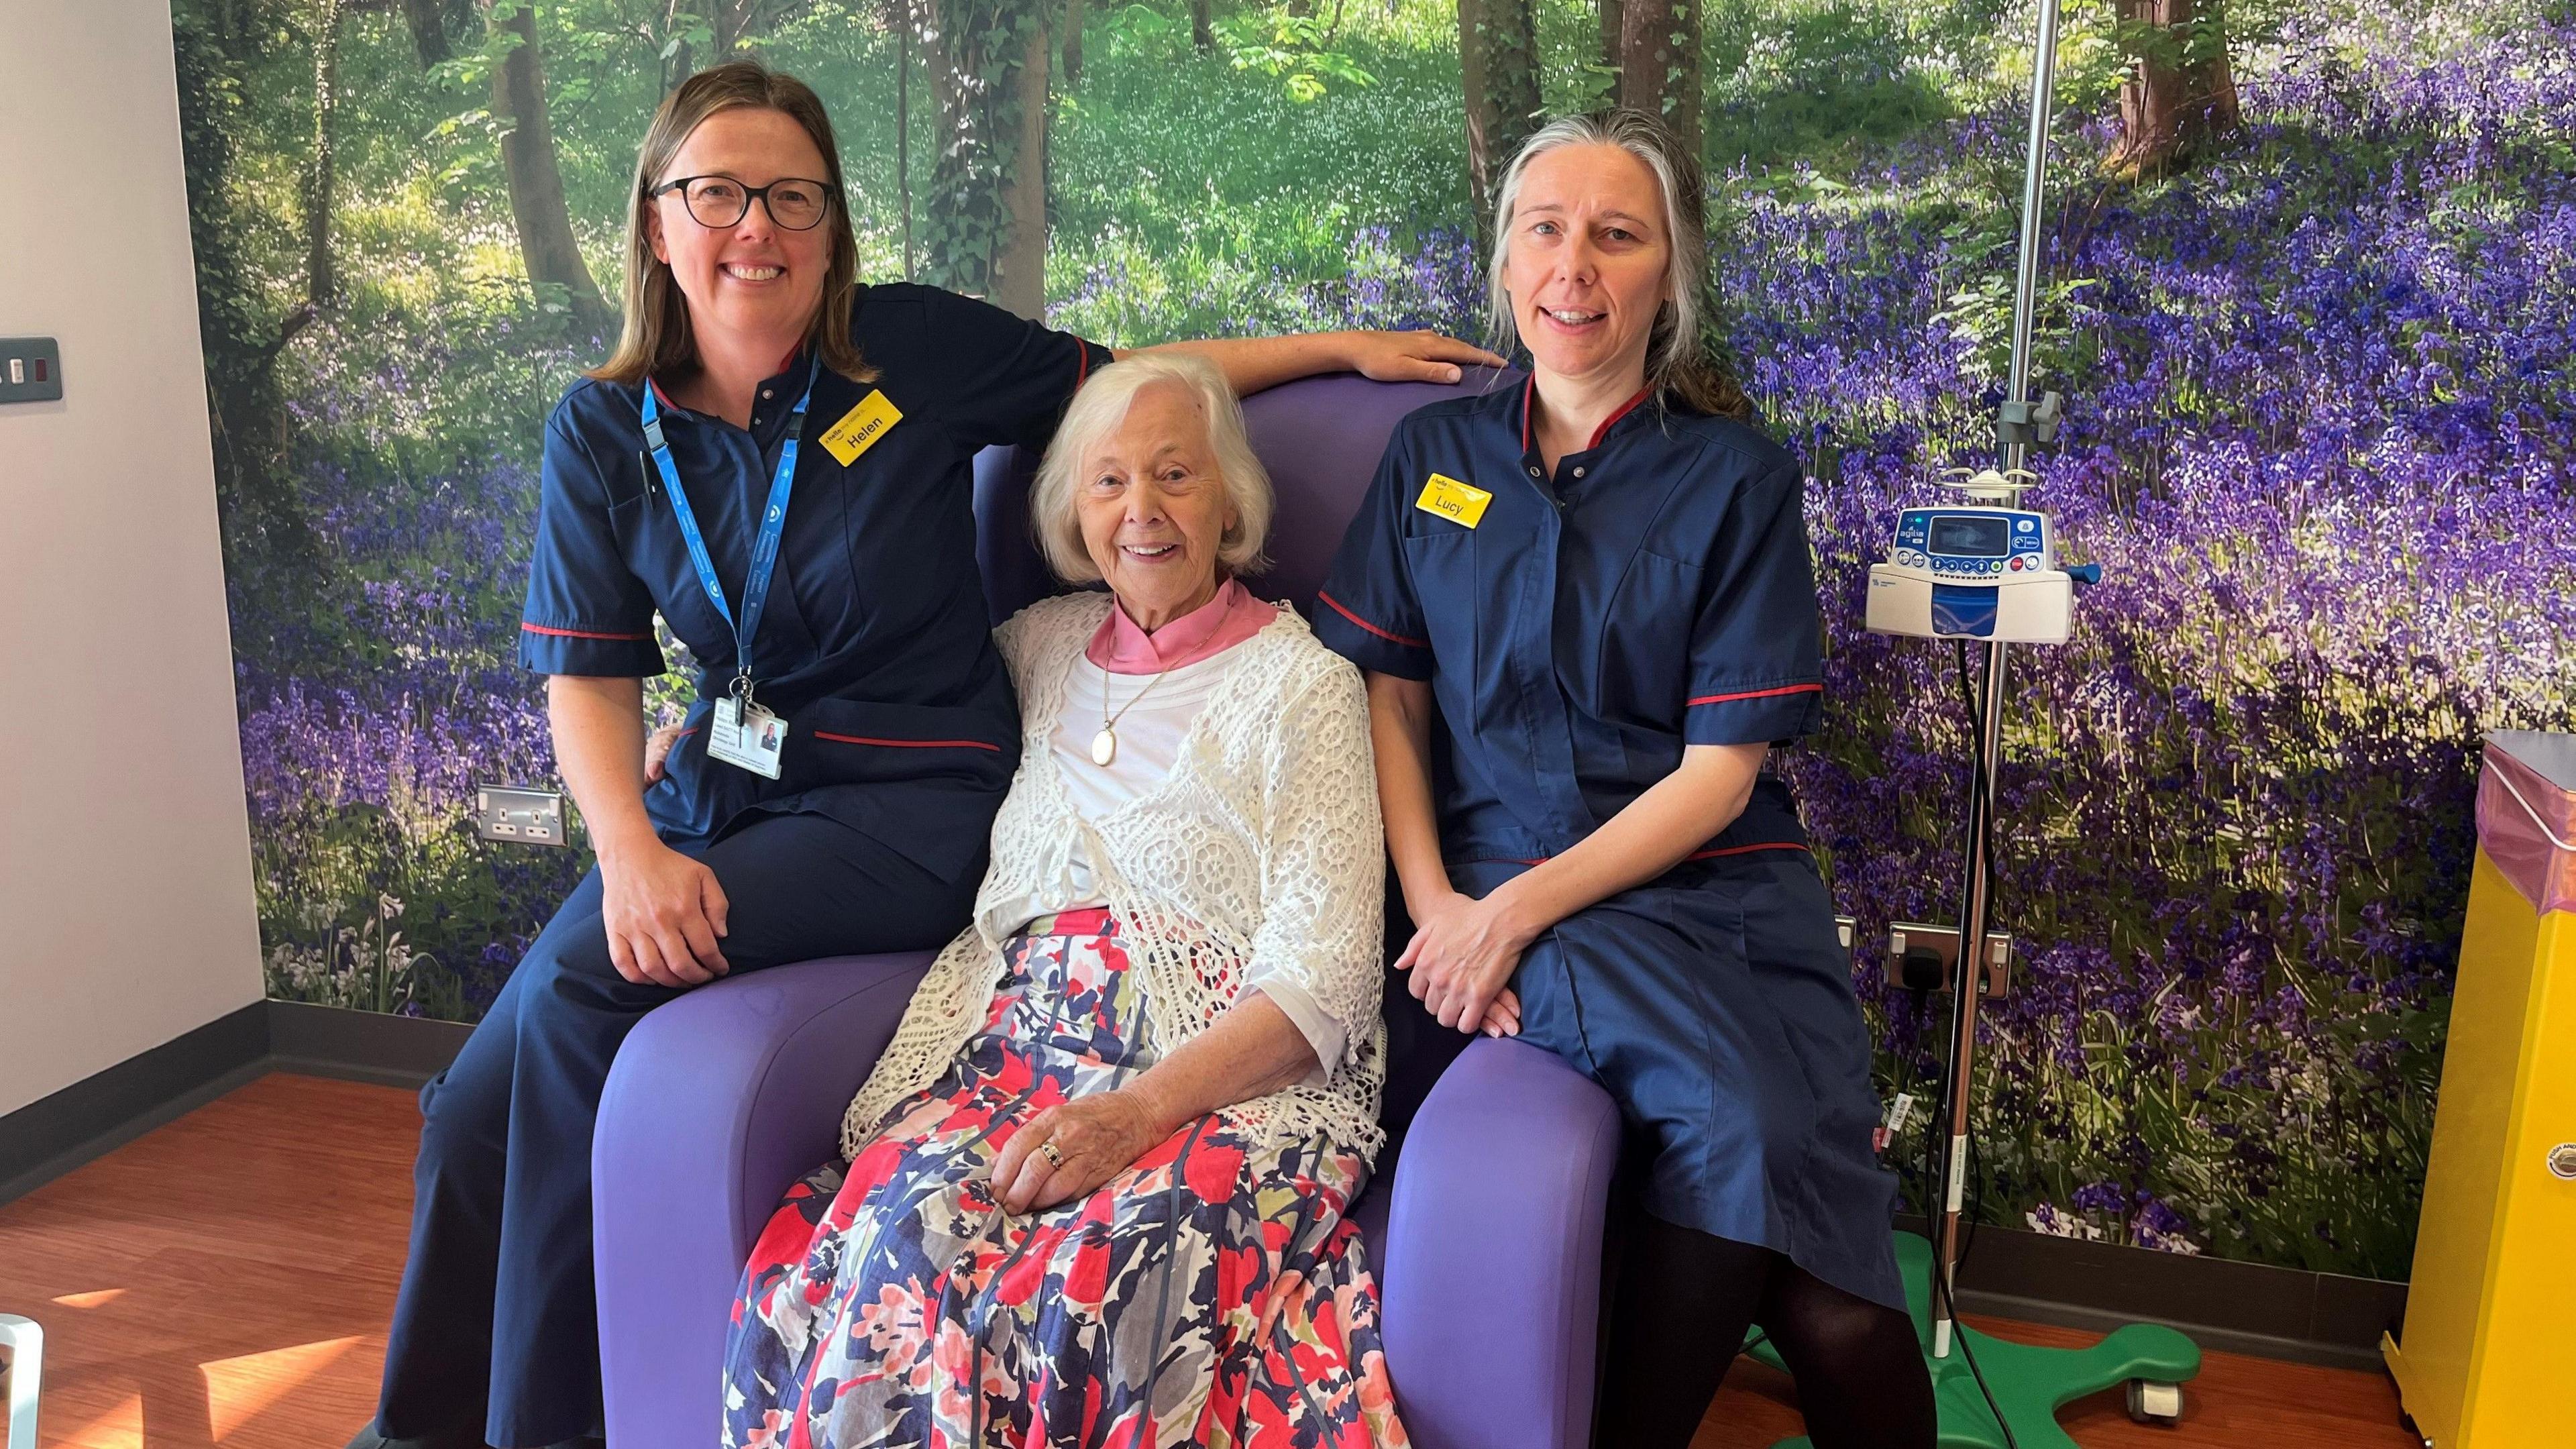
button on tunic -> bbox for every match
[1315,378,1904,1311]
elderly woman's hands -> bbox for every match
[643,718,687,782]
[985,995,1326,1215]
[991,1093,1168,1216]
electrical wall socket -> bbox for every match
[1,337,64,403]
[475,786,569,847]
[1886,921,2012,998]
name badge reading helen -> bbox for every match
[818,390,904,466]
[1414,472,1493,529]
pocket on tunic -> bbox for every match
[1398,529,1477,664]
[1597,551,1702,727]
[788,697,1017,793]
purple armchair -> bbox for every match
[593,370,1623,1449]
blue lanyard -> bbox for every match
[639,363,816,698]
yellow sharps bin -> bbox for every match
[2384,731,2576,1448]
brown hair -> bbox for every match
[589,60,875,386]
[1485,109,1750,420]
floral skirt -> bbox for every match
[721,908,1409,1449]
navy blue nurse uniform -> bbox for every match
[1314,377,1904,1311]
[376,284,1112,1449]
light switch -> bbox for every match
[1,337,63,403]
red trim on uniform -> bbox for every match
[1317,591,1428,648]
[1075,340,1094,390]
[1587,386,1656,450]
[1687,682,1825,707]
[646,376,676,409]
[522,621,655,641]
[813,731,1003,752]
[674,727,699,739]
[1476,841,1811,867]
[1519,374,1536,454]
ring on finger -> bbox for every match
[1038,1138,1066,1169]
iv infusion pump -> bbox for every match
[1864,505,2080,645]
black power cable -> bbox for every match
[1925,636,2016,1449]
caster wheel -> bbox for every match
[2127,1379,2184,1426]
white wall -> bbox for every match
[0,0,264,1116]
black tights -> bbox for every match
[1599,1212,1937,1449]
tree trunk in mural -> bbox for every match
[712,0,762,57]
[306,0,346,309]
[1599,0,1621,71]
[922,0,1053,318]
[661,0,696,90]
[1062,0,1083,89]
[174,2,313,550]
[484,1,612,334]
[1191,0,1212,53]
[996,17,1051,319]
[1459,0,1540,233]
[402,0,458,64]
[897,0,916,278]
[1618,0,1700,152]
[2110,0,2241,174]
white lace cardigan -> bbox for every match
[838,592,1389,1164]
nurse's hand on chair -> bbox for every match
[600,842,732,988]
[1397,888,1536,1035]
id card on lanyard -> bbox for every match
[641,363,816,779]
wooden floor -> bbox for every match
[0,1073,2418,1448]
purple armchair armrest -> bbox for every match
[1373,1038,1622,1449]
[592,951,935,1449]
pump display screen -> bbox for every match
[1928,515,2011,558]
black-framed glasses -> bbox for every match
[649,174,837,231]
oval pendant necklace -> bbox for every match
[1093,659,1176,767]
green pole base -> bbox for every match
[1744,1230,2202,1448]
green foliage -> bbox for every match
[1213,9,1379,103]
[1703,0,1990,172]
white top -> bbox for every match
[841,594,1387,1164]
[989,647,1346,1078]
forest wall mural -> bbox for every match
[174,0,2573,1280]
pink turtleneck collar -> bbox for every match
[1084,578,1279,676]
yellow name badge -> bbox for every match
[1413,472,1493,529]
[818,390,904,466]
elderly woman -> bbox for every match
[1316,111,1937,1447]
[721,353,1407,1448]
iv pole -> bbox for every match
[1927,0,2063,1364]
[1743,2,2205,1442]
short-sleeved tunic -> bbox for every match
[519,282,1112,883]
[1314,377,1904,1309]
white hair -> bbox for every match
[1031,352,1274,584]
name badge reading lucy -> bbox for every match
[1413,472,1493,529]
[818,390,904,466]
